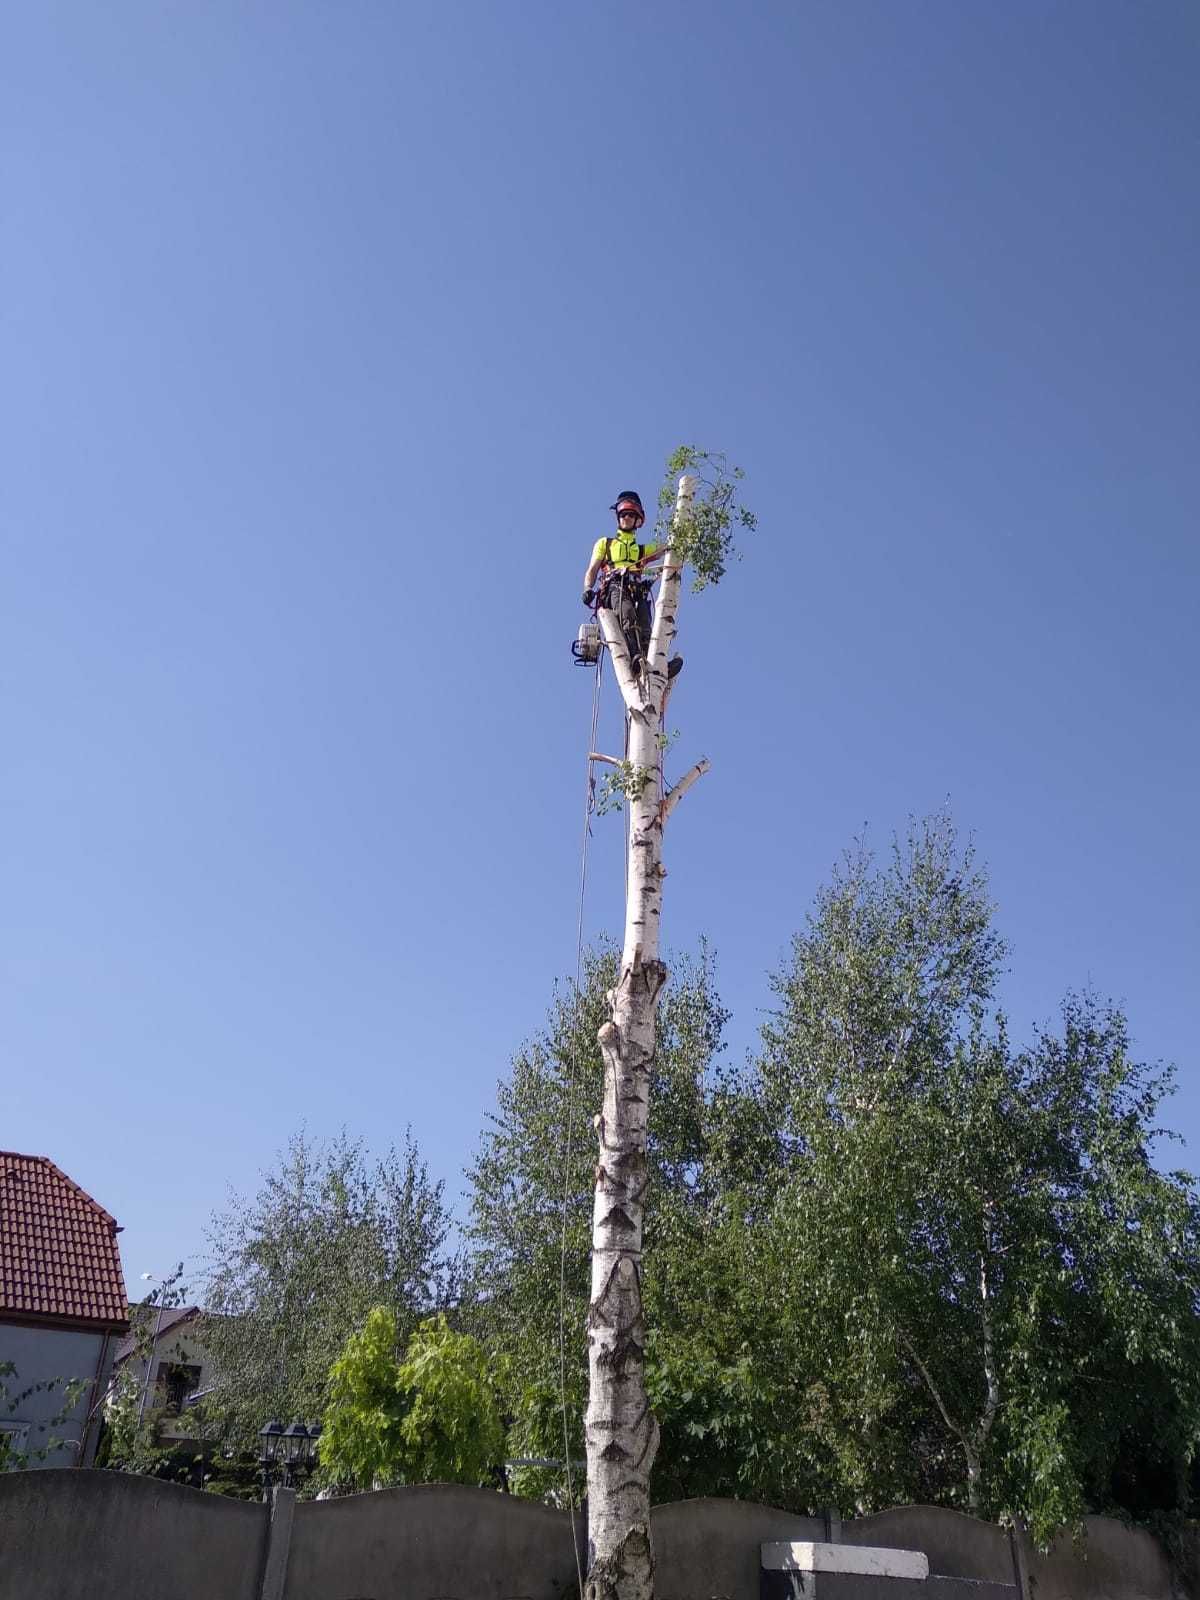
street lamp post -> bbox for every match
[258,1420,284,1501]
[136,1272,167,1426]
[259,1419,321,1500]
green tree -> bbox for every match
[464,943,779,1506]
[319,1306,408,1490]
[752,814,1200,1540]
[394,1314,505,1486]
[319,1308,504,1490]
[99,1266,190,1479]
[200,1129,451,1453]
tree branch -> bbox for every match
[978,1249,1000,1450]
[662,758,710,821]
[645,477,696,684]
[897,1329,966,1445]
[596,605,642,710]
[589,753,622,768]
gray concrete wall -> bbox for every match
[843,1506,1017,1585]
[0,1473,1190,1600]
[1020,1514,1175,1600]
[651,1497,824,1600]
[0,1321,110,1468]
[0,1469,265,1600]
[284,1482,586,1600]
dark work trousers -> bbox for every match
[600,573,653,669]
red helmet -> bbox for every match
[611,490,646,529]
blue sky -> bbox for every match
[3,2,1197,1296]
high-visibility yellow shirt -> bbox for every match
[591,533,659,572]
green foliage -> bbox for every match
[595,760,655,815]
[200,1129,451,1456]
[653,445,756,591]
[465,815,1200,1543]
[99,1266,190,1478]
[752,813,1200,1540]
[394,1314,506,1487]
[319,1308,504,1491]
[319,1306,409,1490]
[99,1369,173,1477]
[463,941,774,1506]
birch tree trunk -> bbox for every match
[583,474,707,1600]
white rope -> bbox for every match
[557,644,604,1600]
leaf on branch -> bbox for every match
[596,761,656,815]
[654,445,756,591]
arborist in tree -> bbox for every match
[581,490,683,681]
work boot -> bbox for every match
[667,655,684,680]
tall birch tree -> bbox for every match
[583,448,754,1600]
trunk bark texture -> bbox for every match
[584,476,701,1600]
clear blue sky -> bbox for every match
[4,2,1197,1296]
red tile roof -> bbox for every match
[0,1152,129,1329]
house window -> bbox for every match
[157,1364,202,1415]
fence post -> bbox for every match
[259,1486,296,1600]
[1007,1517,1030,1600]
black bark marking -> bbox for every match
[633,1412,660,1469]
[588,1257,623,1317]
[599,1205,636,1234]
[597,1328,646,1377]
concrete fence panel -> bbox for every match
[283,1482,584,1600]
[0,1469,266,1600]
[843,1505,1017,1585]
[650,1498,825,1600]
[0,1473,1191,1600]
[1019,1514,1175,1600]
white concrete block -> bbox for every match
[762,1541,930,1580]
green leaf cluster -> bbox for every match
[596,760,656,815]
[654,445,756,592]
[319,1308,504,1491]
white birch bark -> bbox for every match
[583,475,703,1600]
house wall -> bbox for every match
[0,1321,113,1469]
[116,1320,213,1440]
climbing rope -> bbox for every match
[557,643,604,1600]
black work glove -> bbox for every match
[582,588,595,608]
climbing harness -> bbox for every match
[573,556,662,669]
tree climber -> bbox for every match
[582,491,683,681]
